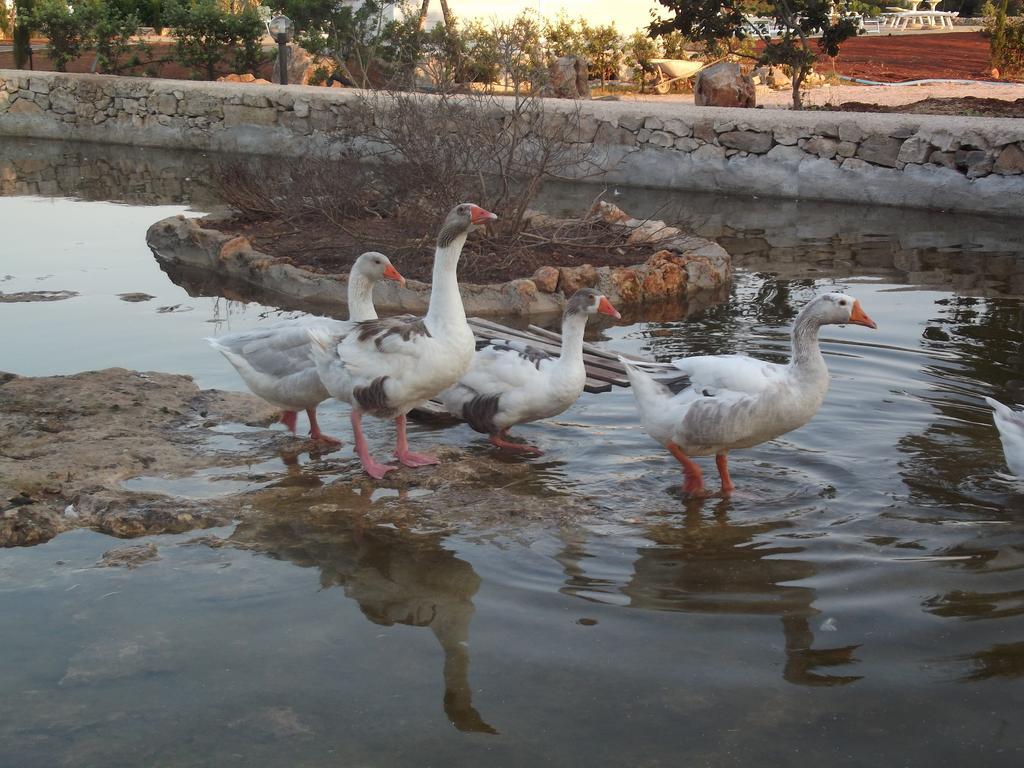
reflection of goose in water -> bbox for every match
[231,505,497,734]
[557,507,861,687]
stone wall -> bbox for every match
[2,69,1023,217]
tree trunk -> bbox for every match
[438,0,454,30]
[791,66,805,110]
[417,0,430,30]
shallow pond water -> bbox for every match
[1,139,1024,767]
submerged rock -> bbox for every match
[0,369,601,547]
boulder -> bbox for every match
[545,56,590,99]
[641,251,687,298]
[693,62,755,109]
[532,266,560,293]
[272,44,318,86]
[558,264,598,293]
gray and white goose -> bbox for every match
[309,203,498,478]
[620,292,877,497]
[207,251,404,442]
[439,289,621,453]
[985,397,1024,478]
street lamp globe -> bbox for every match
[268,15,294,43]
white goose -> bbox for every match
[207,251,405,443]
[985,397,1024,478]
[439,289,621,453]
[309,203,497,478]
[621,292,877,497]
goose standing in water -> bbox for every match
[309,203,497,478]
[207,251,405,443]
[621,292,877,497]
[439,289,620,453]
[985,397,1024,478]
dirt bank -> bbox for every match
[0,368,598,547]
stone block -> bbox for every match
[766,144,805,163]
[836,141,857,158]
[837,121,862,143]
[803,136,839,159]
[8,98,42,115]
[897,137,932,165]
[576,114,600,143]
[692,144,726,162]
[28,78,50,95]
[933,149,954,168]
[155,93,177,116]
[674,137,699,152]
[773,124,809,146]
[662,119,691,138]
[181,94,223,118]
[856,136,902,167]
[955,149,992,178]
[293,100,310,118]
[648,131,674,148]
[594,122,636,146]
[718,130,772,154]
[644,116,663,131]
[994,143,1024,175]
[616,114,645,132]
[692,119,716,143]
[222,104,278,127]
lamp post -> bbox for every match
[269,15,294,86]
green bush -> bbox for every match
[164,0,264,80]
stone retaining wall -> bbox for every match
[2,69,1023,217]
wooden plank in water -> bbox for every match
[467,319,630,387]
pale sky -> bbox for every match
[420,1,665,33]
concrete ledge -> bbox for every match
[3,69,1024,216]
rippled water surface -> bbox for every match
[1,139,1023,767]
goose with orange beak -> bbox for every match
[440,289,621,453]
[620,293,877,498]
[208,251,405,444]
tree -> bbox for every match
[650,0,861,109]
[164,0,264,80]
[1,0,12,35]
[583,22,622,86]
[81,0,143,73]
[624,29,660,90]
[30,0,89,72]
[12,0,33,69]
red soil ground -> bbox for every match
[819,31,1003,82]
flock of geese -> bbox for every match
[209,203,1024,497]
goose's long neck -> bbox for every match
[425,233,469,329]
[789,310,826,377]
[347,272,378,321]
[558,312,588,368]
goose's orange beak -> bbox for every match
[598,296,621,320]
[383,263,406,287]
[469,205,498,225]
[849,300,877,329]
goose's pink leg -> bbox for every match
[394,414,439,467]
[667,442,709,497]
[279,410,299,434]
[716,453,735,496]
[489,431,543,455]
[307,407,341,445]
[350,410,397,479]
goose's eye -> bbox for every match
[838,299,847,307]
